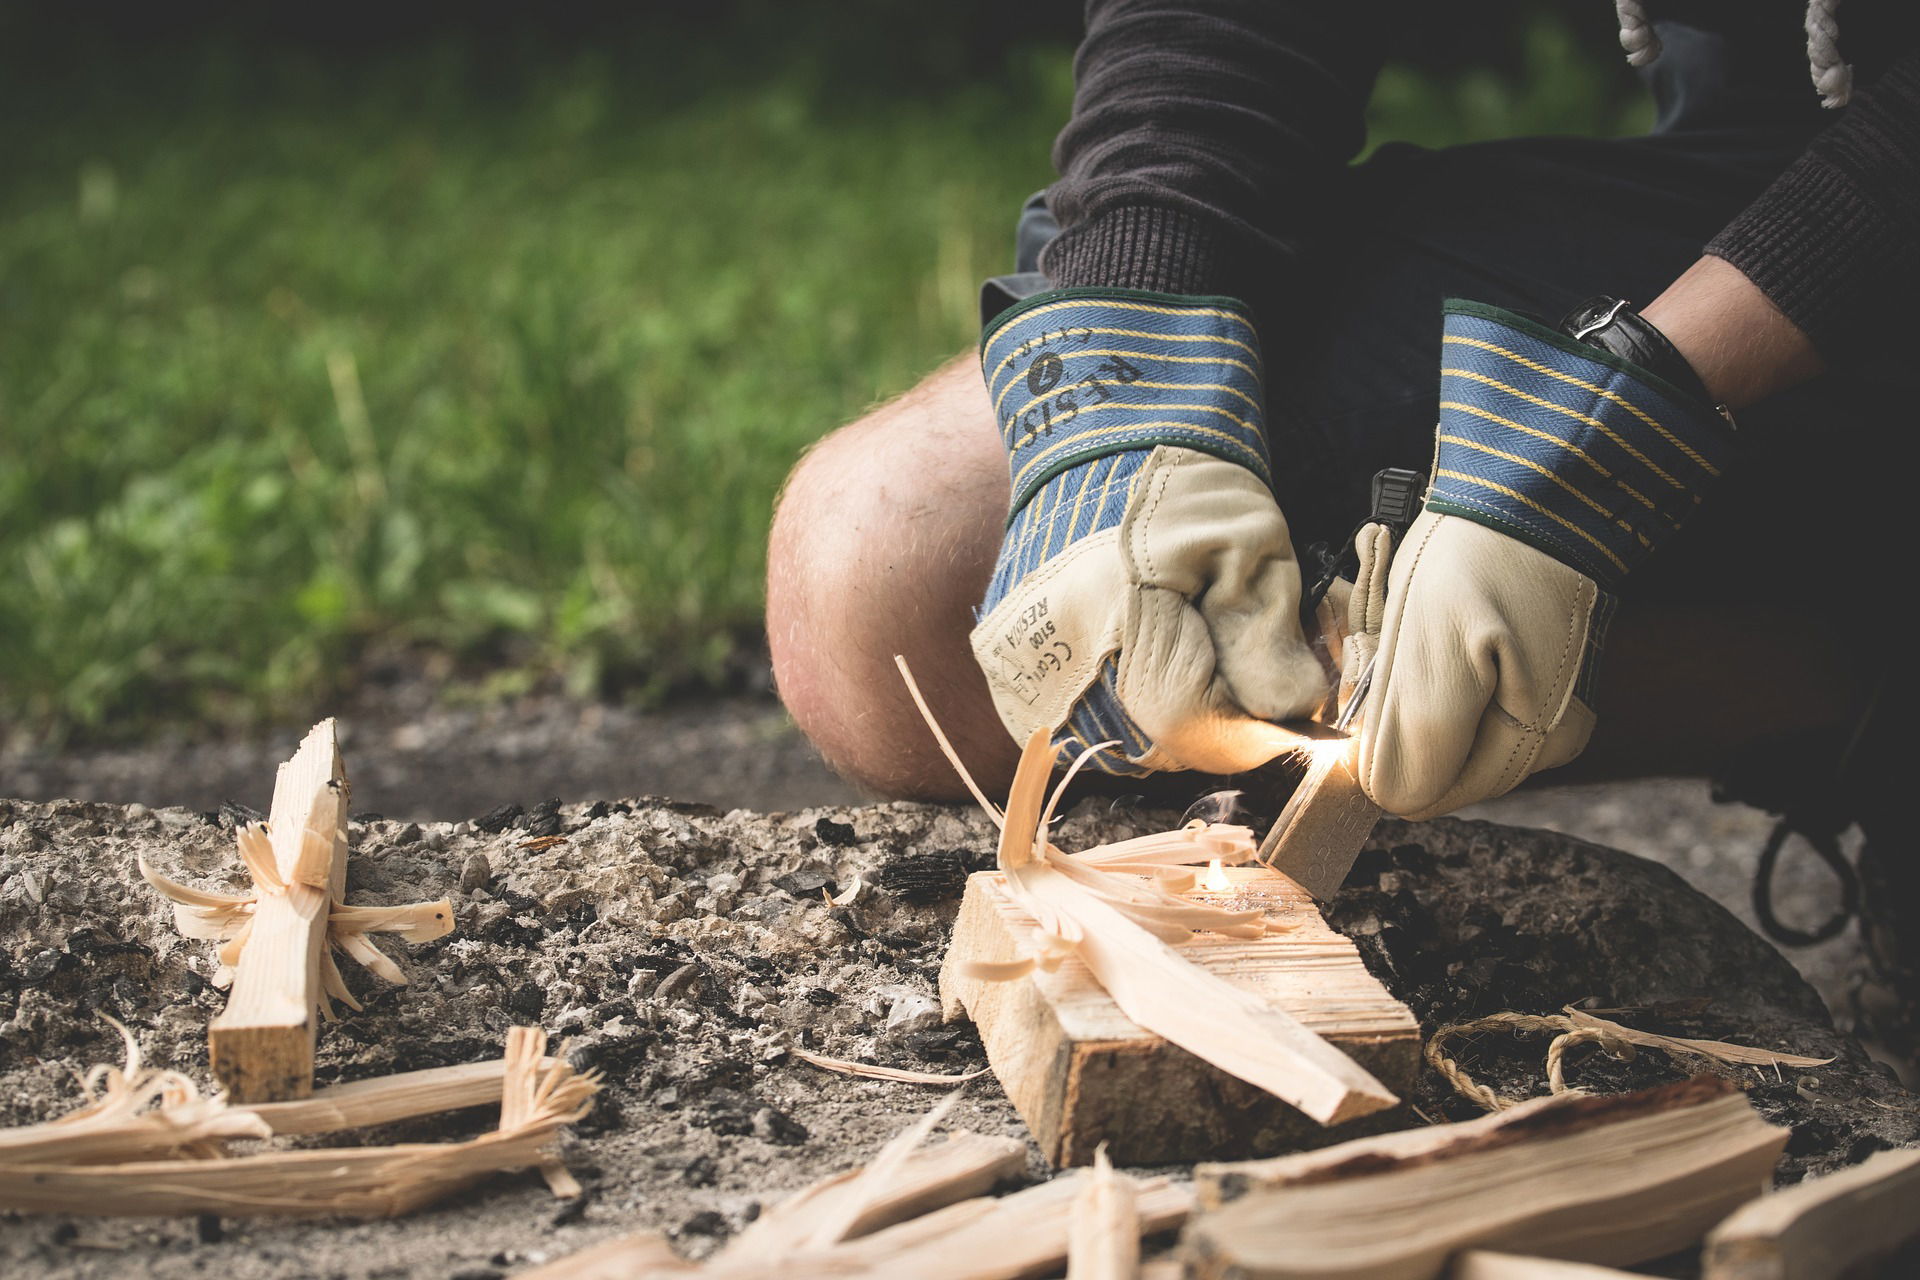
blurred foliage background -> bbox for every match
[0,1,1650,744]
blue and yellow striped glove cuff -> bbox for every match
[982,288,1271,516]
[1429,300,1735,590]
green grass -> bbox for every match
[0,20,1649,742]
[0,42,1074,736]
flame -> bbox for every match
[1202,858,1232,893]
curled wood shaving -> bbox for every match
[793,1048,989,1086]
[0,1027,597,1218]
[139,830,455,1019]
[830,874,865,907]
[0,1016,269,1164]
[955,958,1036,984]
[1070,822,1257,870]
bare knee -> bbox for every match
[768,356,1019,800]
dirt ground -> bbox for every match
[3,693,1871,1017]
[2,789,1913,1279]
[2,697,1909,1279]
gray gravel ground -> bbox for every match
[1,791,1908,1279]
[4,696,1870,1023]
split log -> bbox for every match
[518,1123,1026,1280]
[519,1231,697,1278]
[940,862,1418,1166]
[1257,734,1381,901]
[1183,1077,1788,1279]
[724,1171,1191,1280]
[722,1128,1027,1263]
[1702,1146,1920,1280]
[209,718,350,1102]
[909,664,1404,1161]
[1451,1253,1645,1280]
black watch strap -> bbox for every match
[1558,296,1736,430]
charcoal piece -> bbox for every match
[680,1211,728,1237]
[481,915,542,949]
[508,982,547,1019]
[755,1106,809,1146]
[474,802,524,834]
[875,848,972,903]
[804,987,839,1006]
[773,867,834,897]
[19,949,65,983]
[813,817,859,847]
[549,1191,592,1227]
[218,800,265,829]
[683,1153,719,1187]
[524,798,564,838]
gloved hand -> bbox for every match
[1359,298,1735,817]
[970,288,1326,776]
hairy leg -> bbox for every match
[768,355,1021,800]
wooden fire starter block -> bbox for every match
[939,863,1420,1168]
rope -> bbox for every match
[1426,1012,1637,1112]
[1806,0,1853,108]
[1614,0,1661,68]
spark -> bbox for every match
[1202,858,1232,893]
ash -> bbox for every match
[0,797,1911,1278]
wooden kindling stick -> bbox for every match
[139,718,455,1102]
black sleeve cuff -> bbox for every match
[1037,203,1239,301]
[1705,154,1910,361]
[1704,53,1920,365]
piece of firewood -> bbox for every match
[715,1171,1192,1280]
[519,1103,1026,1280]
[208,719,350,1102]
[1257,733,1381,901]
[724,1125,1027,1261]
[941,860,1417,1166]
[1068,1146,1140,1280]
[1182,1078,1787,1279]
[518,1231,697,1279]
[0,1028,596,1218]
[1451,1253,1646,1280]
[1702,1145,1920,1280]
[937,727,1413,1165]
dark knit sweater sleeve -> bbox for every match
[1706,51,1920,365]
[1040,0,1394,301]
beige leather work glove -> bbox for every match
[970,289,1326,777]
[1357,298,1735,817]
[1359,510,1601,818]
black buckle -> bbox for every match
[1300,467,1426,623]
